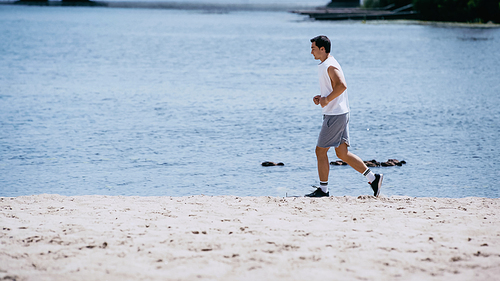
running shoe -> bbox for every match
[305,187,329,197]
[370,174,383,197]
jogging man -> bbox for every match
[305,35,383,198]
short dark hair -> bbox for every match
[310,35,331,53]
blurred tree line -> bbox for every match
[363,0,500,22]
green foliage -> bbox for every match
[363,0,413,9]
[414,0,500,22]
[363,0,500,22]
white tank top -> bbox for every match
[318,56,350,115]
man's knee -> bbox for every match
[335,144,348,160]
[335,151,346,160]
[315,146,329,158]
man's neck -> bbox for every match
[320,54,331,63]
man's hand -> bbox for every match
[319,96,329,107]
[313,95,321,105]
[314,95,329,107]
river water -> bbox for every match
[1,3,499,198]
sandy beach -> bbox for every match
[1,194,499,280]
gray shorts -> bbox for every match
[317,113,350,148]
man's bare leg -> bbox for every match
[334,142,367,174]
[315,146,330,182]
[313,142,382,197]
[334,142,383,197]
[304,145,331,197]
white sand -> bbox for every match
[1,194,499,280]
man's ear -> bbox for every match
[320,47,325,52]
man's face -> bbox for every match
[311,42,324,60]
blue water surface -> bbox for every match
[0,3,499,198]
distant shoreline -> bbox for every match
[362,19,500,28]
[0,0,320,12]
[2,0,499,27]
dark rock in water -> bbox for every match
[364,159,380,167]
[330,160,348,166]
[262,161,284,167]
[381,159,406,166]
[330,159,406,167]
